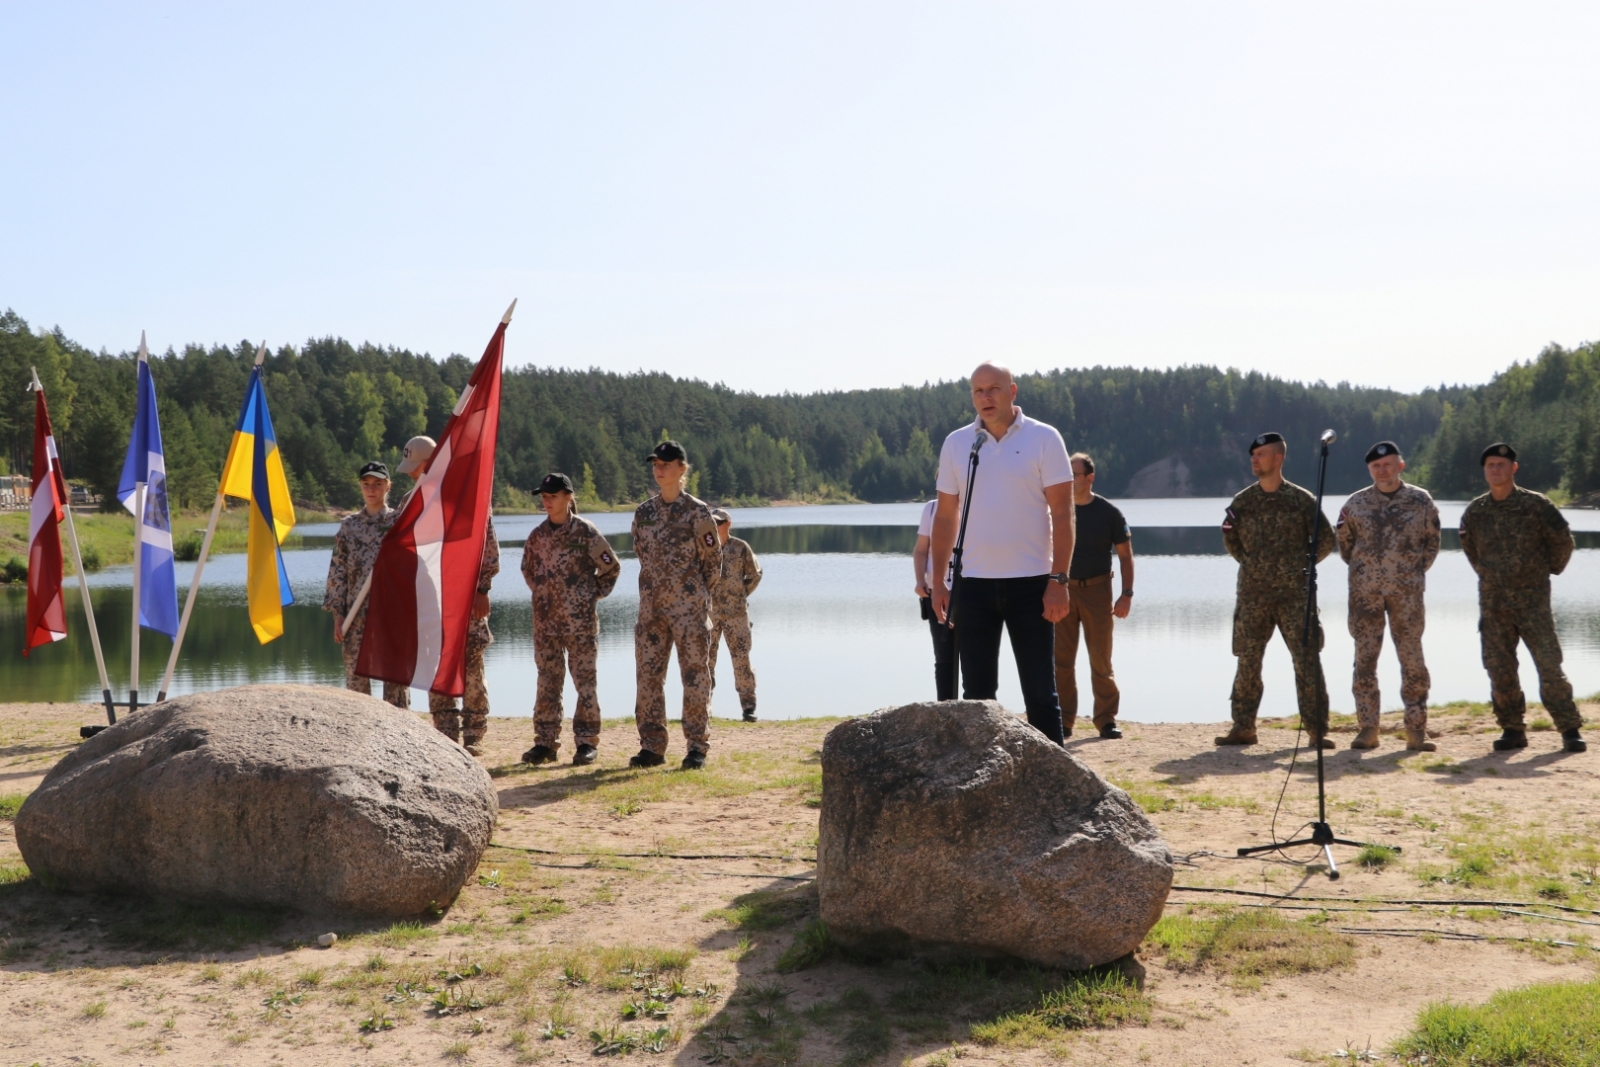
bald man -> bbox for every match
[929,363,1075,744]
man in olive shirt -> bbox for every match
[1054,453,1134,739]
[1460,442,1586,754]
[1218,433,1336,749]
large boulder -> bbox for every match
[15,684,496,917]
[818,701,1172,969]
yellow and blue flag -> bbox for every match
[219,363,296,643]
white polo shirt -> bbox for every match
[935,407,1073,578]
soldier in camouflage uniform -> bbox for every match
[1460,442,1586,754]
[397,436,502,754]
[629,441,723,769]
[709,508,763,722]
[324,461,409,708]
[1335,440,1441,752]
[1217,433,1335,748]
[520,472,621,767]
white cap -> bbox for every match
[398,435,437,476]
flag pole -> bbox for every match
[32,367,115,725]
[156,491,222,703]
[131,481,144,713]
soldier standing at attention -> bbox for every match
[324,461,409,708]
[1460,443,1587,754]
[1054,452,1134,740]
[397,436,501,754]
[520,472,621,767]
[1336,441,1441,752]
[630,441,723,769]
[1217,433,1336,749]
[709,508,763,722]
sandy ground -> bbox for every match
[1,699,1597,1067]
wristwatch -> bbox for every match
[1049,572,1070,585]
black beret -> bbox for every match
[539,472,575,494]
[1365,440,1400,463]
[1248,432,1285,454]
[648,440,688,464]
[1480,442,1517,465]
[357,461,389,481]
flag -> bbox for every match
[218,360,297,643]
[24,385,68,653]
[115,335,179,637]
[356,304,510,696]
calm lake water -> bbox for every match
[6,499,1600,726]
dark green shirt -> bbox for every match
[1459,486,1573,591]
[1222,480,1335,597]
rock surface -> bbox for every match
[818,701,1172,969]
[15,684,496,916]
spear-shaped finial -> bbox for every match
[254,341,267,366]
[502,299,518,325]
[28,365,42,392]
[137,330,149,362]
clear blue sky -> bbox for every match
[4,2,1598,394]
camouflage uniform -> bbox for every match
[632,492,723,756]
[1460,487,1582,733]
[1223,481,1335,736]
[1336,483,1441,732]
[427,517,501,747]
[710,535,763,713]
[324,505,409,708]
[521,514,621,752]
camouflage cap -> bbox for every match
[1248,432,1285,454]
[1480,442,1517,465]
[1365,440,1400,463]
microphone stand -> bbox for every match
[945,433,984,644]
[1234,430,1391,880]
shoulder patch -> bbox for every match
[703,531,716,548]
[1222,506,1237,532]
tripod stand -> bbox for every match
[1234,430,1394,880]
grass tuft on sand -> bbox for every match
[0,792,26,819]
[1391,978,1600,1066]
[1143,909,1356,988]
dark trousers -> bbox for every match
[922,597,958,701]
[954,575,1065,744]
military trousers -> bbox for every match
[342,610,410,709]
[532,628,601,750]
[710,614,757,712]
[1348,588,1429,731]
[1230,592,1328,737]
[634,604,713,756]
[429,627,491,746]
[1479,587,1582,733]
[1054,574,1119,731]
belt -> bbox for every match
[1069,573,1113,588]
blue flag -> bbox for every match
[116,338,179,637]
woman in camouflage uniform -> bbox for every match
[709,508,763,721]
[629,441,723,769]
[324,461,409,707]
[520,472,621,767]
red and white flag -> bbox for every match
[24,386,69,654]
[356,304,510,696]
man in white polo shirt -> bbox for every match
[929,363,1076,744]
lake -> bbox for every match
[6,498,1600,726]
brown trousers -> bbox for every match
[1054,574,1119,730]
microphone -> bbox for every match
[1321,429,1337,445]
[971,430,986,456]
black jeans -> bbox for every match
[922,596,958,701]
[954,575,1065,744]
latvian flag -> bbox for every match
[356,303,511,697]
[23,382,68,653]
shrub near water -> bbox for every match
[1392,978,1600,1066]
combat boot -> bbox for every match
[1350,727,1381,750]
[1308,734,1336,751]
[629,749,666,768]
[522,744,558,765]
[1492,729,1528,752]
[1214,727,1258,746]
[742,704,757,723]
[1405,726,1436,752]
[1562,729,1587,753]
[572,744,598,766]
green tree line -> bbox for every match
[2,307,1593,507]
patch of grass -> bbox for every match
[970,969,1150,1048]
[363,919,439,949]
[0,792,26,819]
[1107,775,1176,814]
[1357,845,1400,869]
[0,863,29,886]
[101,899,283,952]
[1144,909,1356,988]
[704,884,816,932]
[776,919,834,972]
[1391,977,1600,1065]
[82,999,108,1019]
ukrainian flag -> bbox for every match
[219,366,296,642]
